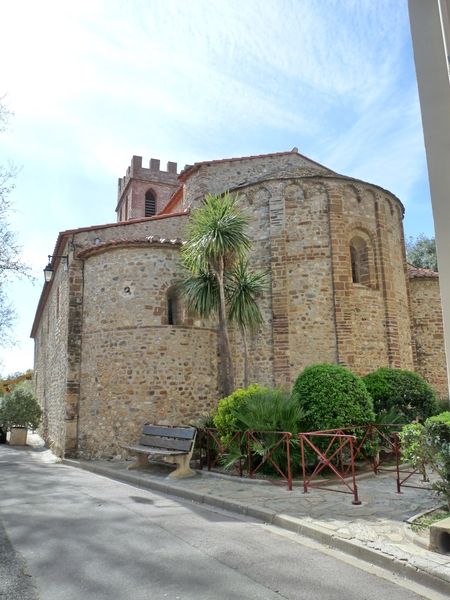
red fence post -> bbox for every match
[300,435,308,494]
[349,437,361,505]
[286,433,293,491]
[394,432,402,494]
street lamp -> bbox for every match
[43,255,68,283]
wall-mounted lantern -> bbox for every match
[43,255,68,283]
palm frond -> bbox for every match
[226,259,268,332]
[178,269,219,318]
[182,192,251,271]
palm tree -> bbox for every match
[226,259,267,387]
[181,192,251,396]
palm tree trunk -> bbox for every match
[217,259,234,396]
[241,325,249,388]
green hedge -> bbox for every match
[292,364,375,432]
[213,384,267,437]
[363,368,437,421]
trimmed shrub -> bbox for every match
[363,368,437,422]
[1,382,42,430]
[212,385,304,477]
[292,364,375,432]
[229,388,303,434]
[213,384,267,438]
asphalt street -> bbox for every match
[0,445,443,600]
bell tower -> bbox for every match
[116,155,179,221]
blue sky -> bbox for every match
[0,0,435,376]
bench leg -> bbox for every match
[127,453,149,470]
[164,454,195,479]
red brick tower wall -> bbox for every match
[116,156,179,221]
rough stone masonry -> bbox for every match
[31,149,448,458]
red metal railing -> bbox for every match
[197,428,293,490]
[197,424,431,501]
[299,430,361,505]
[246,431,293,490]
[393,432,431,493]
[198,428,244,476]
[340,424,405,475]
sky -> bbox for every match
[0,0,436,377]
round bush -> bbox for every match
[213,384,267,436]
[362,368,437,422]
[292,364,375,432]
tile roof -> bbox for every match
[407,263,439,278]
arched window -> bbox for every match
[349,236,370,285]
[145,190,156,217]
[166,287,181,325]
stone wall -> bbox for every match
[326,180,413,375]
[182,151,333,210]
[230,176,413,388]
[409,275,449,398]
[32,151,449,459]
[33,243,71,456]
[77,245,219,458]
[74,212,188,250]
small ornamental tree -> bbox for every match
[363,368,437,422]
[400,412,450,508]
[1,381,42,430]
[292,364,375,432]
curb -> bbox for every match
[63,458,450,597]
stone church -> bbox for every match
[31,149,448,458]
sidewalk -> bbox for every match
[29,435,450,595]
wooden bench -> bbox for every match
[121,424,197,479]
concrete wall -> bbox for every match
[409,0,450,394]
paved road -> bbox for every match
[0,446,442,600]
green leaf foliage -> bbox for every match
[363,368,437,421]
[399,423,426,469]
[178,269,219,318]
[292,364,375,432]
[213,384,266,436]
[0,381,42,430]
[401,412,450,506]
[182,192,251,273]
[226,259,267,332]
[227,388,304,435]
[406,234,437,272]
[212,386,304,477]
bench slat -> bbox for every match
[142,425,196,440]
[139,434,193,452]
[122,444,187,456]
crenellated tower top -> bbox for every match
[116,156,179,222]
